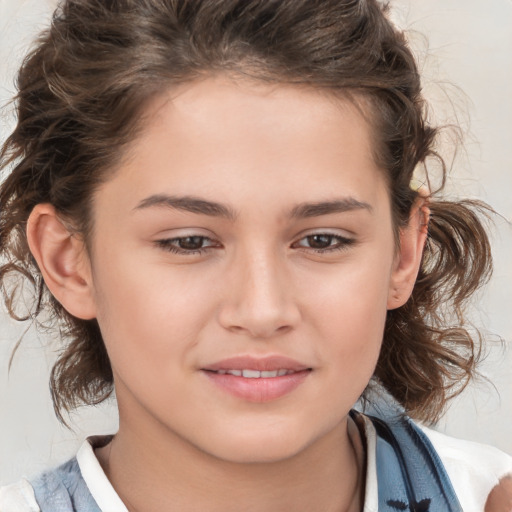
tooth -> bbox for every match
[242,369,261,378]
[277,369,288,376]
[227,370,242,376]
[217,370,227,375]
[261,370,278,378]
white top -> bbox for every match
[1,420,511,512]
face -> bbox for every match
[84,77,401,463]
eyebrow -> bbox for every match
[290,198,373,218]
[133,194,237,220]
[133,194,372,220]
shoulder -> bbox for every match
[421,425,512,477]
[29,456,103,512]
[1,456,103,512]
[30,457,81,491]
[356,407,512,511]
[0,479,40,512]
[420,425,512,511]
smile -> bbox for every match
[202,356,312,402]
[212,369,296,378]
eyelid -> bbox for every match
[292,227,355,242]
[291,230,356,253]
[153,226,216,238]
[152,229,355,256]
[154,233,222,255]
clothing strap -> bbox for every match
[359,411,463,512]
[30,458,101,512]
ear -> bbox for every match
[26,204,97,319]
[387,198,429,310]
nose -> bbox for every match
[218,249,301,339]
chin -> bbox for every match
[216,445,304,465]
[203,428,317,465]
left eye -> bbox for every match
[294,234,354,252]
[155,236,219,254]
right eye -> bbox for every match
[155,236,220,255]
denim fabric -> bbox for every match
[30,458,101,512]
[369,413,463,512]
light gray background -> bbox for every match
[0,0,511,484]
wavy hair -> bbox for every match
[0,0,492,423]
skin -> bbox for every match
[27,76,427,512]
[486,476,512,512]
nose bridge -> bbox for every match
[220,240,299,337]
[246,248,282,307]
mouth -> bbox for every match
[201,356,312,402]
[206,369,299,378]
[203,355,311,373]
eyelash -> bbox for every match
[155,233,355,255]
[292,233,355,253]
[155,236,219,255]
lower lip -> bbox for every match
[203,370,311,402]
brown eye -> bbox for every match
[293,233,355,253]
[155,235,219,254]
[306,234,335,249]
[177,236,207,250]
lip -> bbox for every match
[202,356,312,402]
[203,355,311,373]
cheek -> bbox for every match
[304,247,393,328]
[300,248,394,382]
[319,286,388,372]
[90,250,216,370]
[313,296,387,412]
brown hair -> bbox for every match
[0,0,492,423]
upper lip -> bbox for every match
[202,356,311,372]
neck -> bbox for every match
[97,410,364,512]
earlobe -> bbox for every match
[26,204,97,320]
[387,198,430,310]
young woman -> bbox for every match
[0,1,511,511]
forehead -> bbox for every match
[139,77,376,160]
[98,76,388,218]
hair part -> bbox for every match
[0,0,493,424]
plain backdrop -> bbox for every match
[0,0,511,485]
